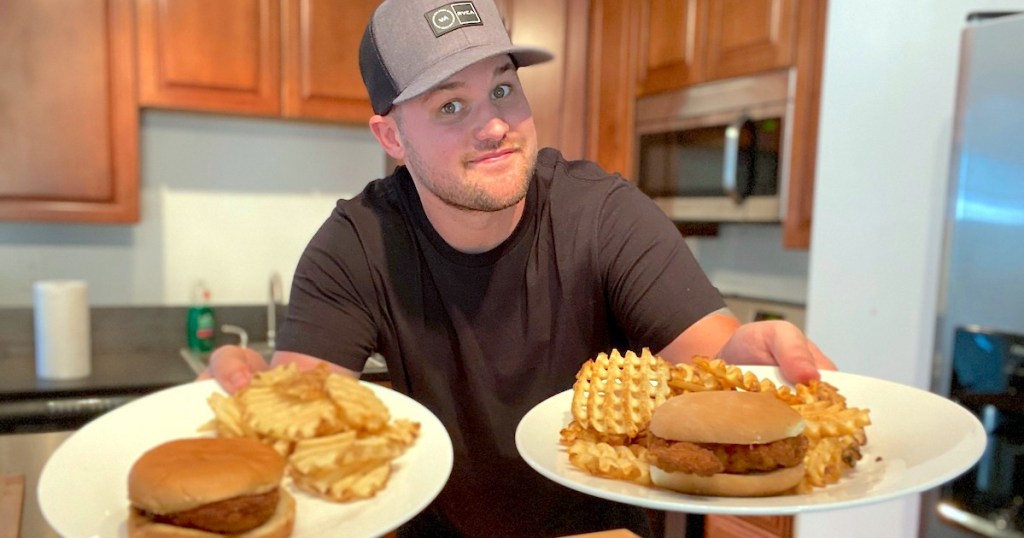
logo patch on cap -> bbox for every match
[425,2,483,38]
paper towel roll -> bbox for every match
[34,280,92,380]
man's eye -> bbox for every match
[492,84,512,100]
[440,101,463,115]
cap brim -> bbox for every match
[391,45,554,108]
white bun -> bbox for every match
[651,463,805,497]
[649,391,804,445]
[128,489,295,538]
[129,438,286,514]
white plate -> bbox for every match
[38,379,453,538]
[515,367,986,515]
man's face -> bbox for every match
[392,55,538,213]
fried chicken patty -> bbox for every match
[143,488,279,534]
[648,435,808,476]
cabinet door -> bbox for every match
[498,0,590,159]
[781,0,827,248]
[705,515,793,538]
[0,0,139,223]
[585,0,640,176]
[281,0,379,123]
[637,0,705,96]
[703,0,797,82]
[136,0,281,116]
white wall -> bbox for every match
[799,2,1024,537]
[0,111,384,307]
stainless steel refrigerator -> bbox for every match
[924,11,1024,538]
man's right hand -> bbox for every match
[198,345,361,393]
[198,345,269,393]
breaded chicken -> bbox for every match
[146,489,280,534]
[648,435,808,476]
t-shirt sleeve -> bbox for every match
[595,179,725,352]
[274,208,378,372]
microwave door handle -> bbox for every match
[723,116,744,204]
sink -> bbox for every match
[178,347,209,375]
[178,346,388,377]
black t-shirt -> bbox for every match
[277,148,724,537]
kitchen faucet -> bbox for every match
[268,272,282,349]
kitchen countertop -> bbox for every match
[0,305,286,400]
[0,306,392,399]
[0,352,197,400]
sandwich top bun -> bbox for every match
[128,437,294,537]
[129,437,285,514]
[648,391,804,445]
[647,391,807,497]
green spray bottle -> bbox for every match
[187,282,216,353]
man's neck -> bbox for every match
[413,181,525,254]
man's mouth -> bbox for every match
[468,147,518,166]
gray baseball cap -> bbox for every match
[359,0,554,115]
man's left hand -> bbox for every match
[718,320,836,384]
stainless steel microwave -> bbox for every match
[634,69,795,223]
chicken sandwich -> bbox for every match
[127,437,295,537]
[647,391,807,497]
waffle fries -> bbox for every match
[561,351,871,494]
[567,440,651,485]
[203,363,420,502]
[571,348,672,438]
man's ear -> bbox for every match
[368,114,405,161]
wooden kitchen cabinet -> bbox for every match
[136,0,281,116]
[494,0,590,159]
[780,0,827,248]
[281,1,379,122]
[637,0,705,96]
[705,514,793,538]
[638,0,797,95]
[0,0,139,223]
[703,0,797,83]
[135,0,378,123]
[585,0,641,177]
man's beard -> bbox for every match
[402,140,537,213]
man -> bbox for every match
[206,0,834,535]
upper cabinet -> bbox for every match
[135,0,282,116]
[135,0,379,123]
[584,0,640,178]
[703,0,797,83]
[639,0,797,95]
[637,0,704,95]
[0,0,139,223]
[281,0,379,122]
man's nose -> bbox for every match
[475,106,510,142]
